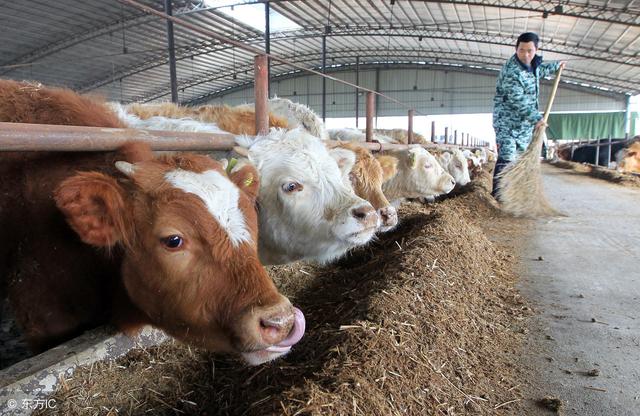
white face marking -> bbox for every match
[165,169,252,247]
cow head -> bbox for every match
[54,142,305,365]
[267,98,330,140]
[237,128,378,264]
[438,149,471,187]
[380,146,456,201]
[619,142,640,174]
[335,143,400,232]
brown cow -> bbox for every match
[619,141,640,174]
[0,80,305,365]
[0,79,125,127]
[332,142,399,231]
[126,102,289,135]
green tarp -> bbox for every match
[546,112,638,140]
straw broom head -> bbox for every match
[496,128,563,217]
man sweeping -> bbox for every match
[492,32,566,198]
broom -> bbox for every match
[496,66,564,217]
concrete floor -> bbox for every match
[520,164,640,415]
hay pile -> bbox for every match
[40,171,529,415]
[549,160,640,188]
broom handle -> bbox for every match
[542,66,564,123]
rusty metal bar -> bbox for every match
[595,138,600,166]
[454,130,458,145]
[366,92,375,142]
[444,127,449,145]
[431,121,436,143]
[254,55,269,135]
[407,109,414,145]
[0,122,236,151]
[608,136,612,166]
[0,122,467,153]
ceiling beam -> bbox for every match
[131,50,634,104]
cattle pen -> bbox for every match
[2,1,640,415]
[0,48,490,413]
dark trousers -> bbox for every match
[491,158,511,198]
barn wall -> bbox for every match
[203,67,627,116]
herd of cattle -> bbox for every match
[0,79,492,367]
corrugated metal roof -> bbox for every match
[0,0,638,104]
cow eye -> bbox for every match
[282,182,303,193]
[424,163,432,169]
[161,235,183,250]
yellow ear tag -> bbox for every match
[409,151,417,169]
[226,157,238,175]
[244,174,254,187]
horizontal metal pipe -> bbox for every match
[0,122,236,151]
[0,122,481,153]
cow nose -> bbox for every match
[378,206,398,227]
[351,204,378,228]
[259,307,295,345]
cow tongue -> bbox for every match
[268,307,305,350]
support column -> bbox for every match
[164,0,178,103]
[254,55,269,135]
[366,92,375,142]
[355,56,360,128]
[624,94,631,139]
[322,35,327,122]
[264,1,271,98]
[407,109,414,144]
[431,121,436,143]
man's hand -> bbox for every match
[559,61,567,70]
[535,119,547,131]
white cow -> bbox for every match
[236,128,379,265]
[238,98,329,140]
[438,148,471,187]
[109,103,226,133]
[381,146,456,205]
[327,127,396,144]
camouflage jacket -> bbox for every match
[492,55,560,161]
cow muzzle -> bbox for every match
[240,303,306,366]
[378,205,398,231]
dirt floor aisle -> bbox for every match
[519,164,640,415]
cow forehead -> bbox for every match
[253,136,339,178]
[164,169,252,247]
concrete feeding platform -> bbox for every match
[0,326,169,415]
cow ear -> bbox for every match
[54,172,132,248]
[376,155,399,182]
[228,160,260,201]
[440,152,452,162]
[328,148,356,177]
